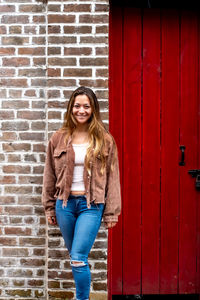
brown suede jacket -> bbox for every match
[42,129,121,223]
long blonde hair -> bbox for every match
[60,86,109,175]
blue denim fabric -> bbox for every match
[55,195,104,300]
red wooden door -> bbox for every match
[108,3,200,297]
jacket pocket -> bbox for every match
[53,148,67,170]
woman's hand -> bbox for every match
[47,216,57,225]
[104,222,117,229]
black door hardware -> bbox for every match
[188,169,200,190]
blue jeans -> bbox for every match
[55,195,104,300]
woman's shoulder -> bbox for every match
[103,130,117,148]
[49,128,67,145]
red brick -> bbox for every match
[3,165,30,174]
[19,132,44,141]
[31,121,46,131]
[48,4,61,12]
[1,121,29,131]
[48,36,76,44]
[0,47,15,56]
[31,79,47,86]
[18,47,45,55]
[96,46,108,55]
[18,176,43,184]
[47,90,61,98]
[2,143,31,152]
[48,79,76,87]
[48,291,74,298]
[24,26,36,34]
[64,47,92,55]
[64,25,92,34]
[0,79,27,87]
[0,5,15,12]
[0,111,14,119]
[0,237,17,246]
[4,186,33,194]
[9,26,22,34]
[9,90,22,98]
[2,15,29,24]
[2,36,29,45]
[32,36,46,45]
[24,90,36,97]
[0,176,15,184]
[63,68,92,77]
[48,47,61,55]
[17,110,45,120]
[79,79,108,88]
[79,14,108,24]
[18,68,46,77]
[19,4,45,13]
[48,57,76,66]
[80,57,108,66]
[33,143,46,152]
[33,15,46,23]
[0,68,15,77]
[48,14,75,23]
[19,238,45,246]
[4,206,33,215]
[48,111,61,119]
[2,248,29,257]
[80,36,108,44]
[95,4,109,12]
[5,289,32,297]
[39,25,46,34]
[0,26,7,34]
[96,68,108,77]
[7,154,21,162]
[63,4,91,12]
[48,25,60,34]
[96,25,108,34]
[33,57,46,66]
[5,227,32,235]
[0,132,17,141]
[2,100,29,109]
[48,68,61,77]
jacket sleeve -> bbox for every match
[42,138,57,217]
[103,140,121,223]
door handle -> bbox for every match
[188,169,200,190]
[179,145,185,166]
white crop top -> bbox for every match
[71,143,89,192]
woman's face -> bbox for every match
[72,94,92,125]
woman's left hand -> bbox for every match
[104,222,117,229]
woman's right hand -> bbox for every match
[47,216,57,225]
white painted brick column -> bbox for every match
[0,0,109,299]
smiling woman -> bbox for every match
[42,86,121,300]
[72,94,92,126]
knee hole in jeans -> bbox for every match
[70,260,86,267]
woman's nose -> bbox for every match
[79,106,84,113]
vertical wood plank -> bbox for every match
[108,1,123,296]
[142,9,161,294]
[197,16,200,294]
[160,10,180,294]
[179,10,199,294]
[123,6,142,294]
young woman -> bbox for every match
[42,86,121,300]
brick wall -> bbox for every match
[0,0,109,299]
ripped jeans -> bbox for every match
[55,195,104,300]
